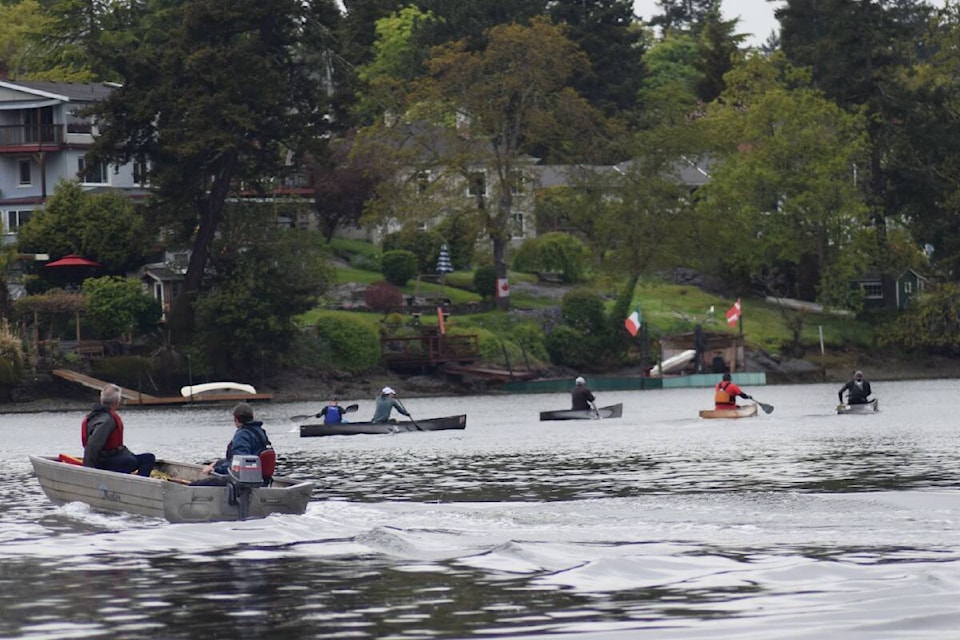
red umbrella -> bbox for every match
[44,254,101,268]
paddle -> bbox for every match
[749,397,774,414]
[589,401,601,420]
[288,403,358,422]
[396,399,423,431]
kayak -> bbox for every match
[539,403,623,421]
[837,398,879,414]
[299,414,467,437]
[698,403,759,419]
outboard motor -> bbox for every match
[227,455,263,520]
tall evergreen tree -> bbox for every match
[548,0,647,119]
[650,0,721,34]
[86,0,334,340]
[695,7,745,102]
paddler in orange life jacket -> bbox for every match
[82,383,156,476]
[714,372,752,409]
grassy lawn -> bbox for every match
[317,240,874,360]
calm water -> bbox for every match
[1,380,960,639]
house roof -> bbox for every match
[0,80,117,103]
[143,267,184,282]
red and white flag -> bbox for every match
[624,310,641,337]
[496,278,510,298]
[726,298,741,326]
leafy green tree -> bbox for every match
[400,17,609,309]
[193,227,334,376]
[880,282,960,356]
[696,53,872,308]
[380,249,418,286]
[86,0,332,337]
[82,276,161,340]
[0,0,56,79]
[641,33,703,98]
[15,181,149,273]
[777,0,936,253]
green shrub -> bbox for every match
[545,325,602,369]
[381,250,419,287]
[434,212,480,269]
[382,229,443,273]
[0,320,23,385]
[313,314,381,373]
[82,276,161,339]
[561,288,607,335]
[512,322,549,363]
[511,232,588,282]
[473,265,497,300]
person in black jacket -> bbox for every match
[838,371,872,405]
[571,376,596,411]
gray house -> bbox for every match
[0,80,146,246]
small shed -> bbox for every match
[659,330,742,374]
[142,267,184,320]
[895,268,926,310]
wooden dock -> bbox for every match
[52,369,273,406]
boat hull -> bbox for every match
[698,404,759,419]
[837,398,879,414]
[539,403,623,421]
[299,414,467,437]
[30,456,314,523]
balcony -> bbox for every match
[0,124,65,153]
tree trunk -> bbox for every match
[169,151,238,344]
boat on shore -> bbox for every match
[30,455,314,522]
[180,382,257,397]
[299,414,467,437]
[539,403,623,421]
[837,398,879,414]
[698,403,759,419]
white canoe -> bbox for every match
[180,382,256,397]
[698,403,759,419]
[837,398,879,414]
[30,455,313,523]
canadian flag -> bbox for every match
[726,298,741,326]
[624,310,641,337]
[496,278,510,298]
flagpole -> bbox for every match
[737,299,744,372]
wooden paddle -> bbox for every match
[288,404,358,422]
[589,401,601,419]
[396,399,423,430]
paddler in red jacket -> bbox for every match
[82,383,155,476]
[714,373,752,409]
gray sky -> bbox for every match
[633,1,785,47]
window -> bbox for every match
[511,213,525,238]
[903,281,912,294]
[6,210,32,233]
[467,172,485,209]
[416,171,430,193]
[18,160,31,186]
[510,171,524,195]
[78,158,108,184]
[133,160,149,185]
[862,282,883,299]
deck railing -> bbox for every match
[0,124,65,148]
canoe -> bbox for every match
[30,455,314,523]
[698,403,759,419]
[539,403,623,421]
[837,398,879,414]
[299,414,467,437]
[180,382,256,397]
